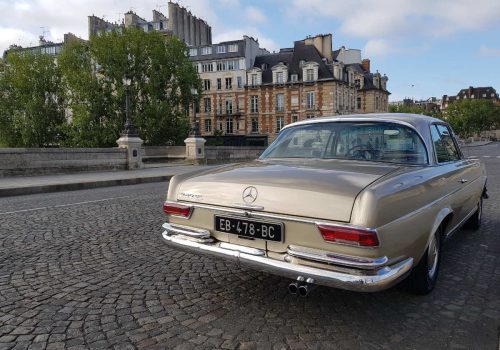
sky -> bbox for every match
[1,0,499,101]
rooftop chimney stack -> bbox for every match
[362,59,370,73]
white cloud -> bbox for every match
[245,6,267,23]
[477,45,500,57]
[363,39,393,57]
[0,27,38,55]
[290,0,500,39]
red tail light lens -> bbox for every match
[317,224,379,247]
[163,201,193,218]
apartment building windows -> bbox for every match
[237,76,243,88]
[306,91,315,109]
[292,115,298,123]
[276,71,284,84]
[250,96,259,113]
[217,78,222,90]
[203,79,211,91]
[203,98,211,112]
[250,74,258,86]
[201,63,213,72]
[226,117,234,134]
[306,69,314,82]
[225,77,232,90]
[201,46,212,55]
[216,60,240,71]
[251,118,259,133]
[276,116,284,133]
[306,115,315,119]
[217,45,226,53]
[189,48,197,56]
[357,96,362,110]
[291,74,298,83]
[225,100,233,115]
[204,119,212,133]
[276,94,285,112]
[228,44,238,52]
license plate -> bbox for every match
[214,215,283,242]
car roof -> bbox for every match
[284,113,442,131]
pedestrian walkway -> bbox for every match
[0,164,205,197]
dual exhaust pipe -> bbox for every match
[288,276,315,297]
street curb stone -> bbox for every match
[0,175,173,198]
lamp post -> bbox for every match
[190,87,200,137]
[122,75,138,137]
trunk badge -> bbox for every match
[242,186,258,204]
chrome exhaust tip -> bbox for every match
[288,282,299,294]
[298,284,309,297]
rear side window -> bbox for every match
[431,124,461,163]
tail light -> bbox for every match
[163,201,193,218]
[317,224,379,247]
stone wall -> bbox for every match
[0,148,127,176]
[143,146,186,164]
[205,146,265,164]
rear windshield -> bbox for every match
[260,121,428,165]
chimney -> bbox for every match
[362,59,370,73]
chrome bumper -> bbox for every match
[161,223,413,292]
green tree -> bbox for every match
[60,28,201,147]
[389,103,443,119]
[0,52,65,147]
[445,99,499,137]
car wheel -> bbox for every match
[465,197,482,230]
[406,227,442,295]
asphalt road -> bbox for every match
[1,145,499,350]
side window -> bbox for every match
[431,125,461,163]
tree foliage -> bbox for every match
[0,52,65,147]
[389,104,443,119]
[0,28,201,147]
[444,99,500,137]
[60,28,201,147]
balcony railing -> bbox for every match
[275,106,285,112]
[215,108,243,117]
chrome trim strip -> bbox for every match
[232,203,265,211]
[161,225,414,292]
[287,245,388,270]
[445,204,478,239]
[219,242,265,256]
[180,202,341,225]
[161,223,210,239]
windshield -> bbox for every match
[260,121,428,165]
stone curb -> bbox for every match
[0,175,173,198]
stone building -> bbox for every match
[88,2,212,46]
[2,33,83,60]
[441,86,499,110]
[189,36,270,145]
[189,34,389,145]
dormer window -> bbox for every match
[201,46,212,55]
[306,69,314,82]
[228,44,238,52]
[276,72,284,84]
[189,48,198,56]
[261,63,268,70]
[291,74,298,83]
[217,45,226,54]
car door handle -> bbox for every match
[458,179,468,184]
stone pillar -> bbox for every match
[184,137,206,164]
[116,135,145,169]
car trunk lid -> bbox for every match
[176,159,399,222]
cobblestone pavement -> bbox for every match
[1,147,499,350]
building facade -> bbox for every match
[3,33,82,60]
[189,36,270,145]
[190,34,389,144]
[88,2,211,46]
[442,86,499,109]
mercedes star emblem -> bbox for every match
[242,186,258,204]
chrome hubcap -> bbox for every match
[427,235,439,279]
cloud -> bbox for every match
[477,45,500,57]
[290,0,500,39]
[0,27,38,55]
[363,39,392,57]
[245,6,267,24]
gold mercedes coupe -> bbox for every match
[161,114,487,295]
